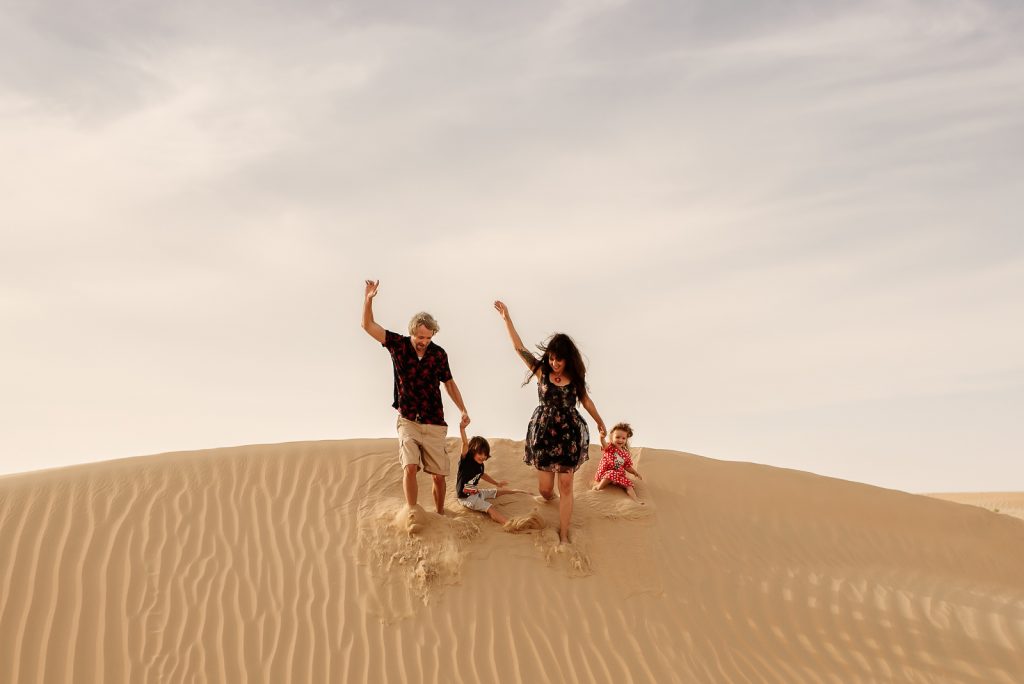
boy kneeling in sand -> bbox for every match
[456,427,537,527]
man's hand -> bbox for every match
[460,412,471,428]
[361,279,386,343]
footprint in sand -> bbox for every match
[504,509,546,533]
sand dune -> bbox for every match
[927,493,1024,522]
[1,439,1022,683]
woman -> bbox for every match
[494,300,607,544]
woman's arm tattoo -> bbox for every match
[517,347,536,365]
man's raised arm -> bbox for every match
[361,279,386,344]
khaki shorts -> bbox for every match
[396,416,450,476]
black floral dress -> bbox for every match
[524,372,590,473]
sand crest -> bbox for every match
[1,438,1022,682]
[927,492,1024,522]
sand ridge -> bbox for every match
[927,492,1024,522]
[1,439,1023,682]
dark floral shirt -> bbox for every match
[383,330,453,426]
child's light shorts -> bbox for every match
[457,489,497,512]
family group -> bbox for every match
[361,280,644,545]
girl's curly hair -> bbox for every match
[610,422,633,440]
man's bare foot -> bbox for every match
[396,504,427,535]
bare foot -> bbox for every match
[534,494,557,504]
[396,504,427,535]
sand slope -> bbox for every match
[928,493,1024,522]
[1,439,1022,683]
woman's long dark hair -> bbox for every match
[522,332,589,401]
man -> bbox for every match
[361,279,470,520]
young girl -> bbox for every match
[456,426,532,525]
[593,422,644,504]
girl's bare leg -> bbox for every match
[592,478,611,491]
[626,486,645,504]
[557,471,574,544]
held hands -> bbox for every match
[364,279,379,300]
[460,412,471,428]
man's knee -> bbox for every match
[404,464,420,475]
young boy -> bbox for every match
[455,426,531,525]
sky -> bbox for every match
[2,0,1022,492]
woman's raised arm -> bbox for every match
[494,300,539,374]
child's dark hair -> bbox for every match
[466,436,491,459]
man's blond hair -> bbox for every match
[408,312,440,335]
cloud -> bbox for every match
[1,0,1022,489]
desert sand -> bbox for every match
[1,439,1022,683]
[927,492,1024,523]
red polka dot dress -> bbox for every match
[594,444,635,488]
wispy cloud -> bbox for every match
[2,0,1021,489]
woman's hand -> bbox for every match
[493,300,510,321]
[495,300,536,372]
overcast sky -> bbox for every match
[2,0,1022,491]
